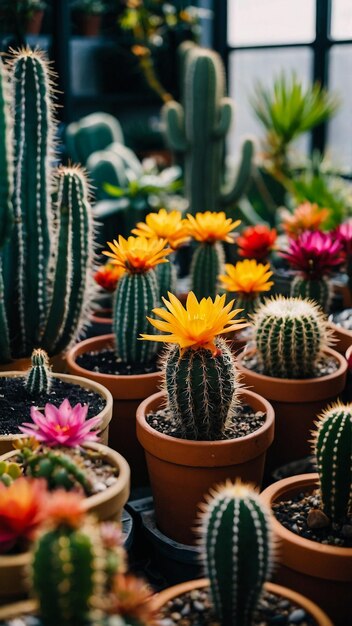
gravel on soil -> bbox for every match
[77,348,161,376]
[146,404,266,440]
[0,377,106,436]
[273,491,352,548]
[331,309,352,331]
[241,353,339,379]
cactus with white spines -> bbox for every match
[291,276,331,313]
[199,481,274,626]
[26,348,51,396]
[0,48,96,363]
[314,402,352,522]
[252,296,330,379]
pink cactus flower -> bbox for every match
[280,231,345,279]
[336,220,352,256]
[19,399,101,447]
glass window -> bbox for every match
[326,45,352,166]
[227,0,316,47]
[227,47,313,157]
[331,0,352,40]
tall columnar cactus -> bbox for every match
[191,241,224,300]
[0,48,96,363]
[252,296,329,379]
[314,402,352,522]
[163,46,253,214]
[155,260,177,300]
[200,481,273,626]
[25,348,52,396]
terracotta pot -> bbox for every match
[153,578,333,626]
[136,389,275,545]
[328,321,352,355]
[77,13,102,36]
[66,334,162,486]
[0,351,66,373]
[261,474,352,626]
[25,9,44,35]
[237,347,347,473]
[0,442,130,602]
[0,371,113,456]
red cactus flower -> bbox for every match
[280,231,345,279]
[237,225,277,261]
[0,478,48,553]
[19,399,101,447]
[94,263,125,292]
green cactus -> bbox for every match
[113,270,159,364]
[191,242,225,299]
[314,402,352,522]
[252,296,329,379]
[234,294,261,320]
[0,58,13,249]
[0,460,21,486]
[21,448,93,494]
[25,348,52,396]
[163,46,253,214]
[200,481,273,626]
[291,276,331,313]
[165,337,239,440]
[66,111,125,165]
[0,48,96,363]
[155,259,177,301]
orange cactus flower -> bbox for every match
[219,260,274,295]
[237,225,277,261]
[45,490,86,529]
[107,574,158,625]
[184,211,241,243]
[94,263,125,292]
[103,235,171,273]
[141,291,247,355]
[0,478,47,552]
[281,202,330,239]
[132,209,189,250]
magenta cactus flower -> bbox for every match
[19,399,101,447]
[336,220,352,256]
[280,231,345,279]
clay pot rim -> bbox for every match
[66,333,161,383]
[152,578,333,626]
[0,549,30,568]
[0,599,37,621]
[261,473,352,559]
[329,320,352,341]
[346,345,352,360]
[137,388,275,451]
[0,441,130,516]
[237,347,347,387]
[0,371,113,443]
[90,308,112,325]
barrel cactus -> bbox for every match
[141,291,247,439]
[199,481,274,626]
[163,45,253,215]
[103,235,171,364]
[25,348,52,396]
[0,48,96,364]
[314,402,352,522]
[252,296,330,379]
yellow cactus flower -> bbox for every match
[219,260,274,295]
[132,209,190,249]
[141,291,247,355]
[103,235,171,273]
[184,211,241,243]
[281,202,330,239]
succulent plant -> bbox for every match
[314,402,352,523]
[103,235,171,364]
[219,259,274,319]
[185,212,241,299]
[0,49,96,363]
[0,459,22,486]
[25,348,52,396]
[141,292,247,439]
[199,481,274,626]
[252,296,330,379]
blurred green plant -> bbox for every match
[72,0,107,14]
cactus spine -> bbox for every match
[163,46,253,214]
[0,48,96,363]
[200,482,273,626]
[252,296,328,379]
[291,276,331,313]
[165,338,239,440]
[191,242,225,299]
[113,270,159,364]
[314,403,352,522]
[26,348,51,396]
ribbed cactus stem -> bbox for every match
[26,348,51,396]
[113,270,159,364]
[291,276,331,313]
[253,296,327,379]
[191,242,225,299]
[165,338,239,440]
[234,293,261,319]
[0,58,14,248]
[155,258,177,300]
[315,403,352,522]
[32,520,105,626]
[201,482,273,626]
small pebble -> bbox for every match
[307,508,330,529]
[288,609,306,623]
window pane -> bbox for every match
[228,48,313,157]
[228,0,316,47]
[326,46,352,166]
[331,0,352,40]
